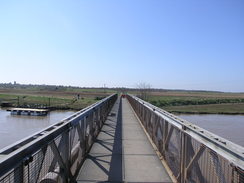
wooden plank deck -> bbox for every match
[76,98,172,183]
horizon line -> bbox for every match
[0,82,243,94]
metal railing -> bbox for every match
[127,94,244,183]
[0,94,117,183]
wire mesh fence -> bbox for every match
[0,94,117,183]
[127,94,244,183]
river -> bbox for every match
[178,114,244,147]
[0,109,243,150]
[0,108,75,150]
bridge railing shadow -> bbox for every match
[81,97,123,181]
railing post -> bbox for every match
[63,130,70,182]
[92,110,97,140]
[84,117,89,154]
[14,164,23,183]
[98,107,102,129]
[162,120,168,156]
[179,127,187,183]
[209,150,227,183]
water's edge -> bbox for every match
[0,109,75,149]
[178,114,244,147]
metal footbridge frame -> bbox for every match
[0,93,243,183]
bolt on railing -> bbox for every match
[127,94,244,183]
[0,94,117,183]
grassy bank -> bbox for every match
[144,91,244,114]
[0,93,101,110]
[0,85,115,110]
[163,103,244,114]
[1,84,244,114]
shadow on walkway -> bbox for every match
[77,98,122,182]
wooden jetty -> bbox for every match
[7,108,49,116]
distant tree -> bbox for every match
[137,82,151,101]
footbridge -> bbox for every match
[0,94,243,183]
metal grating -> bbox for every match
[127,94,244,183]
[0,94,117,183]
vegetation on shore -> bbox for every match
[0,93,106,110]
[145,92,244,115]
[149,97,244,107]
[0,83,115,110]
[164,103,244,114]
[1,83,244,114]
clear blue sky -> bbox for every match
[0,0,243,92]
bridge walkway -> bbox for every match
[76,98,172,182]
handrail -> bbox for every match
[127,94,244,183]
[0,94,117,182]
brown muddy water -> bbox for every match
[0,108,75,150]
[0,109,243,150]
[178,114,244,147]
